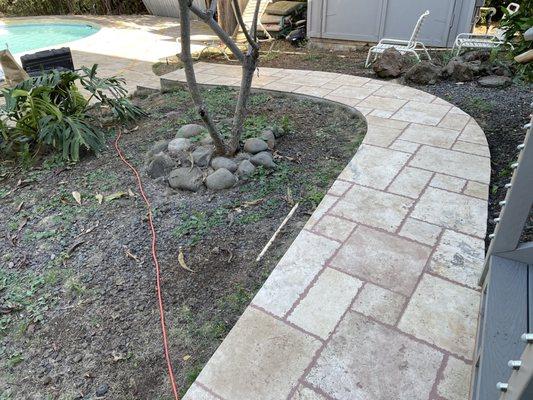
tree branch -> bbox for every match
[178,0,227,154]
[231,0,259,50]
[250,0,262,41]
[188,1,245,62]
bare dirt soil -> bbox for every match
[0,86,365,399]
[196,40,533,243]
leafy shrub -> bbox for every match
[0,0,146,16]
[0,65,146,162]
[500,0,533,81]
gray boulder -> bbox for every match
[150,140,170,155]
[251,151,276,169]
[168,138,192,156]
[168,167,204,191]
[235,152,251,162]
[372,48,407,78]
[244,138,269,154]
[237,160,256,177]
[462,50,490,63]
[192,146,215,167]
[200,135,213,145]
[147,153,176,179]
[478,75,512,88]
[211,156,238,173]
[404,61,441,85]
[206,168,237,190]
[444,57,477,82]
[176,124,205,138]
[260,129,276,149]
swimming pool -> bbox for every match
[0,22,99,55]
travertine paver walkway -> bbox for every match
[164,63,490,400]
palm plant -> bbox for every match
[0,65,146,162]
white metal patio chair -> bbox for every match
[365,10,431,68]
[452,2,520,55]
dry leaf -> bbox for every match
[72,191,82,205]
[104,192,128,202]
[183,355,191,361]
[15,201,24,213]
[128,188,135,198]
[178,247,194,272]
[95,194,103,204]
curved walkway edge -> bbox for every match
[161,63,491,400]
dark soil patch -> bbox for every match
[0,87,365,399]
[196,40,533,243]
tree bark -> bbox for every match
[229,47,258,154]
[178,0,227,154]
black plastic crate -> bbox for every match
[21,47,74,77]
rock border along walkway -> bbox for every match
[161,63,490,400]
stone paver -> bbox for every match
[252,230,339,317]
[410,146,490,183]
[192,307,321,400]
[398,274,480,358]
[399,123,460,148]
[429,230,485,288]
[339,145,410,189]
[290,386,327,400]
[438,357,473,400]
[331,226,431,296]
[160,63,489,400]
[330,184,413,232]
[288,268,363,339]
[388,166,433,199]
[352,283,407,325]
[412,188,487,238]
[399,218,442,246]
[306,312,443,400]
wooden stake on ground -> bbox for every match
[256,203,299,262]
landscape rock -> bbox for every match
[235,152,251,162]
[211,156,238,173]
[146,153,176,179]
[95,384,109,397]
[260,129,276,149]
[237,159,256,177]
[206,168,237,190]
[176,124,205,138]
[478,75,512,88]
[150,140,170,155]
[444,57,477,82]
[244,138,269,154]
[372,48,407,78]
[200,135,213,145]
[250,151,276,169]
[168,167,204,191]
[404,61,441,85]
[167,138,192,155]
[462,50,490,63]
[192,145,215,167]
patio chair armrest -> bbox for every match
[377,38,410,45]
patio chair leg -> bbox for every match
[419,42,431,61]
[365,49,373,68]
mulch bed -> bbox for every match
[0,87,364,399]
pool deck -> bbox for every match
[160,63,490,400]
[6,15,215,93]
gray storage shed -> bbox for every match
[307,0,483,48]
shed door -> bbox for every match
[321,0,385,42]
[381,0,457,47]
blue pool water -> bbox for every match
[0,23,99,54]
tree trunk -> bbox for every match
[229,47,259,155]
[177,0,227,155]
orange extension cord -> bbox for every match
[114,128,180,400]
